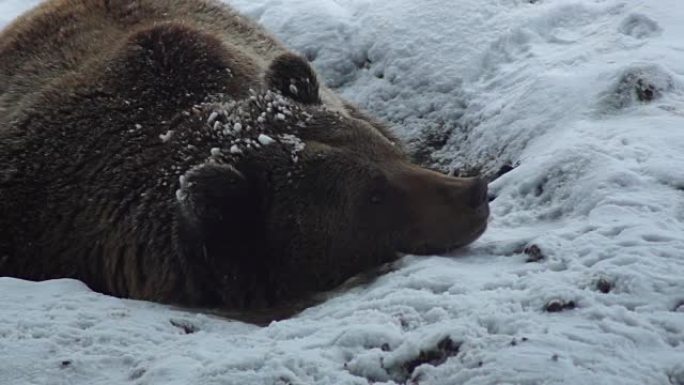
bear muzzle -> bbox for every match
[391,166,490,255]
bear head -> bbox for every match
[169,52,489,309]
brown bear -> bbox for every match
[0,0,489,316]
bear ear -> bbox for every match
[265,53,321,104]
[176,163,250,228]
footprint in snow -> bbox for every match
[599,64,675,112]
[170,318,199,334]
[595,277,614,294]
[619,14,662,39]
[544,299,576,312]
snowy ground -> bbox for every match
[2,0,684,384]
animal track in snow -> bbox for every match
[619,13,662,39]
[599,64,675,112]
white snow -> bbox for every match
[159,129,174,142]
[207,111,219,125]
[257,133,275,146]
[289,83,299,95]
[229,144,242,154]
[2,0,684,384]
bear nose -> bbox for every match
[466,178,489,208]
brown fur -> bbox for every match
[0,0,489,317]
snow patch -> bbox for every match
[257,134,275,146]
[159,130,174,142]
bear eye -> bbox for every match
[368,174,389,205]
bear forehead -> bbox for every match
[158,88,403,201]
[184,89,397,164]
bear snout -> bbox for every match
[393,167,490,255]
[466,177,489,209]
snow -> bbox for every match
[229,144,242,154]
[159,129,174,142]
[258,133,276,146]
[2,0,684,384]
[207,111,220,125]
